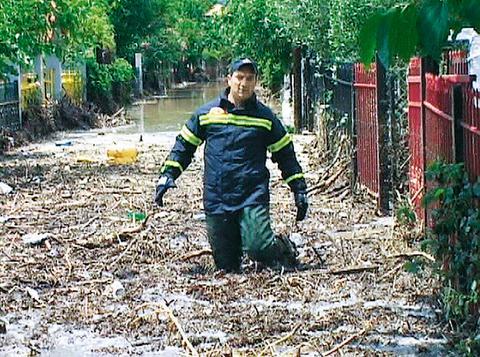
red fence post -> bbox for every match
[420,58,439,225]
[452,85,464,163]
[408,58,424,220]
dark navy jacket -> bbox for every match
[161,88,307,214]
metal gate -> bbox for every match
[354,63,381,201]
[408,50,475,222]
[0,81,20,130]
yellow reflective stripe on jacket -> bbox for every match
[161,160,184,173]
[285,172,304,184]
[180,125,202,146]
[268,133,292,153]
[199,114,272,131]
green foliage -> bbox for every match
[172,0,217,64]
[87,60,113,95]
[208,0,397,89]
[109,0,172,60]
[110,58,134,83]
[396,201,416,226]
[0,0,113,73]
[87,58,134,113]
[329,0,396,62]
[456,335,480,357]
[360,0,480,67]
[218,0,293,90]
[109,0,216,77]
[422,161,480,327]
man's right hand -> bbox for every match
[154,175,176,207]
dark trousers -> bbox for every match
[206,205,297,272]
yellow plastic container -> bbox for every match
[107,147,138,164]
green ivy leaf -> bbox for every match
[459,0,480,30]
[418,0,450,59]
[389,4,418,62]
[359,12,381,66]
[435,188,446,200]
[376,8,396,68]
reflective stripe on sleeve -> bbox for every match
[180,125,202,146]
[161,160,184,173]
[268,133,292,153]
[285,172,304,184]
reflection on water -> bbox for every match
[126,82,226,133]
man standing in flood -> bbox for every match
[155,58,308,272]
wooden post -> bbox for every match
[375,55,390,212]
[452,85,464,163]
[293,46,302,132]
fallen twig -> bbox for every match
[307,162,348,194]
[387,251,435,263]
[181,248,212,261]
[109,237,138,269]
[322,328,367,356]
[329,265,379,275]
[259,323,301,356]
[112,107,125,118]
[130,302,199,356]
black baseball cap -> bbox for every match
[229,58,258,75]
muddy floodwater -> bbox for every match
[125,82,225,133]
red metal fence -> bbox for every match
[407,49,477,223]
[463,87,480,181]
[444,50,469,75]
[424,74,455,166]
[349,50,478,220]
[354,63,380,200]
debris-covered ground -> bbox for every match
[0,128,448,356]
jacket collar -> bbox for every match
[220,87,258,111]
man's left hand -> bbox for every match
[294,192,308,221]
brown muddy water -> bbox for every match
[125,82,225,133]
[123,81,283,134]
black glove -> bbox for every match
[294,191,308,221]
[154,175,176,207]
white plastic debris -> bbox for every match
[26,287,40,302]
[108,280,125,299]
[193,213,206,221]
[0,182,13,194]
[22,233,51,245]
[289,233,304,247]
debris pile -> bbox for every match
[0,132,446,355]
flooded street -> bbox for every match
[0,84,446,356]
[124,82,225,133]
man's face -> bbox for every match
[227,66,257,104]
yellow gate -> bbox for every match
[62,69,84,105]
